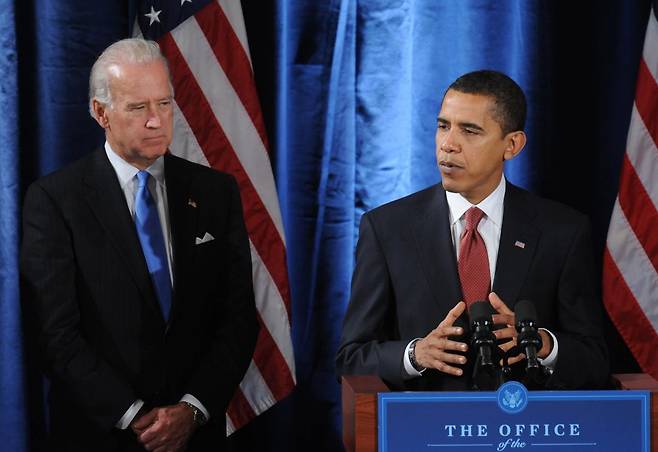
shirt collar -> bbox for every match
[104,141,166,188]
[445,174,506,227]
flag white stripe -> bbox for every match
[607,199,658,328]
[250,242,296,371]
[226,415,235,436]
[624,105,658,210]
[642,10,658,79]
[170,17,286,243]
[217,0,253,67]
[171,102,210,166]
[239,360,277,412]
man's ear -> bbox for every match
[503,131,526,161]
[92,99,110,129]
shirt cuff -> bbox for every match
[116,399,144,430]
[537,328,558,372]
[403,338,424,378]
[180,394,210,422]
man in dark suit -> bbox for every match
[20,38,258,451]
[336,70,609,392]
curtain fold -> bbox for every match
[0,3,26,451]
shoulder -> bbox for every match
[25,150,102,201]
[365,184,444,223]
[165,153,237,189]
[506,183,589,231]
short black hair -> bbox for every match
[446,70,527,135]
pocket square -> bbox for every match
[195,232,215,245]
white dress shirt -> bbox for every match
[403,175,558,377]
[104,143,210,428]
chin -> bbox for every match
[440,178,461,194]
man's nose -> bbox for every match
[440,130,458,153]
[145,107,162,128]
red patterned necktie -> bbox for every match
[458,207,491,306]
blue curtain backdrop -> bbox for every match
[0,2,25,452]
[0,0,652,450]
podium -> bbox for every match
[341,374,658,452]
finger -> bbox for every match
[489,292,513,315]
[493,326,517,341]
[431,325,465,339]
[497,340,516,353]
[439,339,468,353]
[144,435,168,452]
[133,410,157,430]
[438,350,468,365]
[491,313,514,326]
[507,353,526,365]
[427,359,464,376]
[139,423,162,445]
[438,301,466,328]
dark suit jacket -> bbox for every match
[336,182,609,391]
[21,149,259,451]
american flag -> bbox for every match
[603,3,658,380]
[134,0,296,433]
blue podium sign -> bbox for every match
[378,381,650,452]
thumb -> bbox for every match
[132,408,157,431]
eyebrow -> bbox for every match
[126,97,173,108]
[437,117,485,132]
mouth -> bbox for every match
[439,160,464,170]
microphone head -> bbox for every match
[469,301,495,324]
[515,300,537,324]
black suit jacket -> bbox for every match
[21,149,259,451]
[336,182,608,391]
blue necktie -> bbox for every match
[134,170,172,321]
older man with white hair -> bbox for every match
[21,38,259,451]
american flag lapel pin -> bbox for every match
[514,240,526,249]
[188,198,197,208]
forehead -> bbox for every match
[108,60,172,100]
[439,90,497,126]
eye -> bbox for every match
[437,123,449,131]
[463,128,478,135]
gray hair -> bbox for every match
[88,38,174,118]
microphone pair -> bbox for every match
[469,300,544,390]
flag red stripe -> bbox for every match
[617,154,658,274]
[602,249,658,380]
[253,317,296,399]
[635,58,658,148]
[159,33,292,317]
[195,2,270,150]
[227,388,257,429]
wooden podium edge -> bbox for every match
[342,375,390,452]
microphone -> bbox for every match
[514,300,543,373]
[469,301,499,390]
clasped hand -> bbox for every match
[131,402,196,452]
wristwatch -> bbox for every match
[409,339,426,373]
[183,402,207,427]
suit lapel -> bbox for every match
[411,185,467,327]
[164,154,199,324]
[492,183,541,309]
[83,149,166,327]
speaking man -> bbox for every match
[336,70,609,391]
[20,38,258,451]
